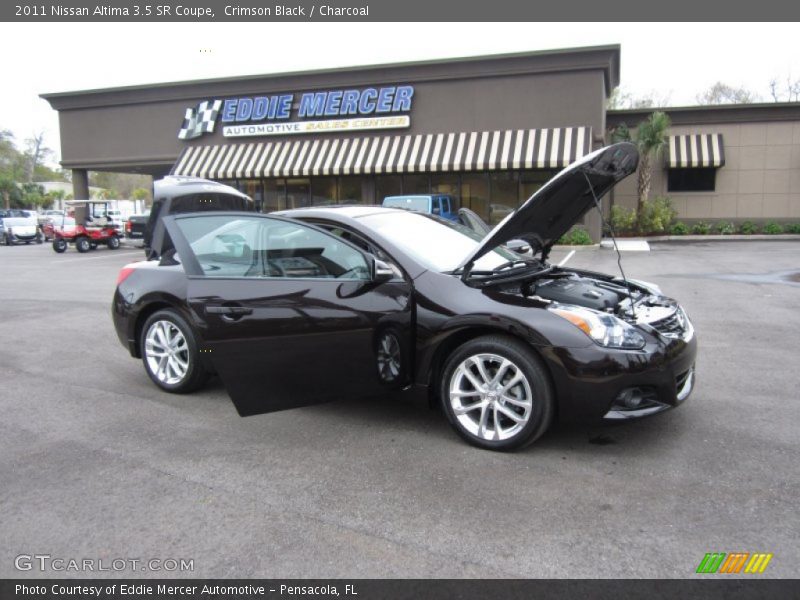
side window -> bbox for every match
[441,197,450,213]
[175,215,370,280]
[431,197,441,215]
[315,223,403,279]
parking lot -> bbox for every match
[1,239,798,578]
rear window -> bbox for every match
[168,193,252,214]
[383,197,430,212]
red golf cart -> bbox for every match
[52,200,121,253]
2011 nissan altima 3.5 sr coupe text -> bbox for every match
[112,143,697,451]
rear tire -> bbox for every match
[440,335,554,451]
[140,309,209,394]
[52,238,67,253]
[107,235,120,250]
[75,237,91,253]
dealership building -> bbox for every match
[42,45,800,239]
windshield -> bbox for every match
[360,211,520,273]
[382,197,430,212]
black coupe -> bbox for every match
[112,143,696,450]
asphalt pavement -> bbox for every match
[1,239,798,578]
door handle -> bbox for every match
[205,306,253,316]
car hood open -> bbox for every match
[458,142,639,270]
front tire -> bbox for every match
[107,235,120,249]
[440,335,554,451]
[140,309,209,394]
[75,237,91,253]
[52,238,67,253]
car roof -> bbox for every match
[154,176,249,201]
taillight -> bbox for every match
[125,221,132,232]
[116,266,136,286]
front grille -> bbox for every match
[651,309,686,339]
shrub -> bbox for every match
[739,221,759,234]
[763,221,783,235]
[691,221,712,235]
[609,205,637,233]
[638,197,678,234]
[785,223,800,234]
[670,221,690,235]
[558,228,593,245]
[715,221,736,235]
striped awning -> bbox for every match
[171,127,592,179]
[667,134,725,168]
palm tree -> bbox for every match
[634,111,671,222]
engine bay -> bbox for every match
[497,267,681,328]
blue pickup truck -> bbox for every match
[382,194,457,221]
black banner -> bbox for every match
[2,0,800,21]
[2,580,800,600]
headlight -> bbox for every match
[550,305,646,349]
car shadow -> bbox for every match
[190,376,685,455]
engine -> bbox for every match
[501,270,681,328]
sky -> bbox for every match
[1,21,799,167]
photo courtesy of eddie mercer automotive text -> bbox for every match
[112,142,697,451]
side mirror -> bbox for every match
[432,207,440,215]
[372,258,394,283]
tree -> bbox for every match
[90,171,152,199]
[769,76,800,102]
[24,132,55,182]
[20,182,48,209]
[609,122,632,144]
[46,188,67,210]
[696,82,759,105]
[0,175,17,209]
[607,87,672,110]
[634,111,672,227]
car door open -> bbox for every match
[163,213,413,417]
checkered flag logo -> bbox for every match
[178,100,223,140]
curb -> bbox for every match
[635,234,800,242]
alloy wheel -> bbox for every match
[376,332,402,382]
[449,353,533,441]
[144,320,190,385]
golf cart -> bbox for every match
[52,200,122,253]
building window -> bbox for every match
[311,177,338,205]
[338,176,371,203]
[285,178,311,209]
[375,175,402,201]
[431,174,460,205]
[461,174,490,222]
[263,179,285,212]
[489,172,518,226]
[668,168,716,192]
[402,174,430,195]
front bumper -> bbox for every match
[541,330,698,423]
[10,232,37,242]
